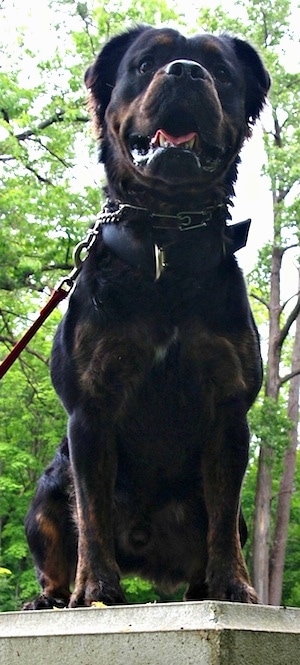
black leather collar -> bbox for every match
[98,201,251,280]
[225,219,251,253]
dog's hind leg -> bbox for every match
[23,438,77,610]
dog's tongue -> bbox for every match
[152,129,197,147]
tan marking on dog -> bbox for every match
[36,512,60,543]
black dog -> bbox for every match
[24,25,270,609]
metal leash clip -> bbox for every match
[54,218,103,294]
[73,223,101,269]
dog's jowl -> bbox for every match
[24,26,270,609]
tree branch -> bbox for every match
[279,368,300,387]
[0,334,15,346]
[42,262,72,272]
[261,10,269,46]
[28,136,71,168]
[278,296,300,349]
[250,292,270,311]
[0,335,49,366]
[1,107,10,123]
[283,77,300,90]
[15,112,65,140]
[25,163,53,185]
[276,184,293,204]
[77,3,97,57]
[273,115,282,147]
[280,290,300,315]
[282,243,299,255]
[14,111,88,142]
[64,230,74,265]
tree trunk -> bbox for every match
[252,245,282,604]
[269,266,300,605]
[252,445,273,603]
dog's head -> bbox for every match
[85,26,270,206]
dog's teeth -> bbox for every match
[183,138,196,150]
[155,133,196,150]
[144,131,198,159]
[158,135,170,147]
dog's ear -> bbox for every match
[85,25,151,126]
[230,37,271,124]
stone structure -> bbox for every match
[1,601,300,664]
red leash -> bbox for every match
[0,214,103,381]
[0,283,70,380]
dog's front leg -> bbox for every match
[201,398,258,604]
[68,407,126,607]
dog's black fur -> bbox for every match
[24,25,270,609]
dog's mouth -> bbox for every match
[128,129,225,178]
[152,129,199,151]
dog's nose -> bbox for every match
[164,59,207,80]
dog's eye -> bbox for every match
[139,58,154,74]
[213,66,231,85]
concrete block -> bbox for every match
[1,601,300,665]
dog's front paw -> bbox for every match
[226,579,258,604]
[209,577,258,604]
[185,580,209,601]
[207,565,258,604]
[69,579,127,607]
[23,594,69,610]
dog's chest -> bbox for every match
[153,326,179,363]
[72,262,246,415]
